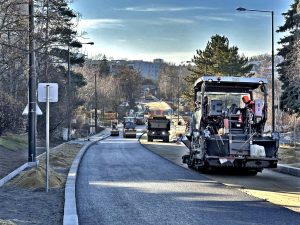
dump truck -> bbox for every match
[123,116,137,138]
[182,76,279,174]
[147,116,170,142]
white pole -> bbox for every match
[46,85,50,192]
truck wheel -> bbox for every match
[163,138,169,143]
[148,137,153,142]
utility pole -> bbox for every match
[28,0,36,162]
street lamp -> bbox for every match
[28,0,37,162]
[67,41,94,139]
[236,7,275,132]
[94,72,98,133]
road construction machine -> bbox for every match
[110,119,119,136]
[123,116,137,138]
[182,76,279,174]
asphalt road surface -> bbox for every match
[76,135,300,225]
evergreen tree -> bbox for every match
[184,34,252,102]
[277,0,300,114]
[99,55,110,76]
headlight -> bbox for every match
[152,131,155,134]
[162,131,166,135]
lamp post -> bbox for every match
[67,41,94,139]
[236,7,275,132]
[28,0,37,162]
[94,72,98,133]
[177,75,180,125]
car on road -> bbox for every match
[135,113,145,125]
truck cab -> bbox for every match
[182,76,279,174]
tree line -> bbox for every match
[0,0,298,137]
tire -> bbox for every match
[148,137,153,142]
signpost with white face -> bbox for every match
[38,83,58,192]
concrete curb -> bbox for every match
[273,164,300,177]
[0,161,38,187]
[63,134,110,225]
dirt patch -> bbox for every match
[279,146,300,168]
[0,142,84,224]
[0,220,17,225]
[10,166,64,189]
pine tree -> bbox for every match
[184,34,251,103]
[277,0,300,114]
[99,55,110,77]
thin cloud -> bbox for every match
[231,12,270,19]
[195,15,233,22]
[160,17,195,24]
[78,19,125,29]
[120,6,216,12]
[116,39,128,42]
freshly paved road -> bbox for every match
[140,139,300,213]
[76,135,300,225]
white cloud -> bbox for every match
[78,19,124,30]
[121,6,216,12]
[195,15,233,22]
[160,17,195,24]
[116,39,128,43]
[231,12,270,19]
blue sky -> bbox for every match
[70,0,293,64]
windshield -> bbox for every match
[206,93,247,109]
[124,117,135,123]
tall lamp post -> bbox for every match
[236,7,275,132]
[28,0,37,162]
[94,72,98,133]
[67,41,94,139]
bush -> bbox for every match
[0,91,23,135]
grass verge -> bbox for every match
[0,133,27,151]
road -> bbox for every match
[76,132,299,225]
[141,139,300,213]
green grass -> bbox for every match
[0,133,28,151]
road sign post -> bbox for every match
[38,83,58,192]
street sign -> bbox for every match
[22,103,43,116]
[38,83,58,102]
